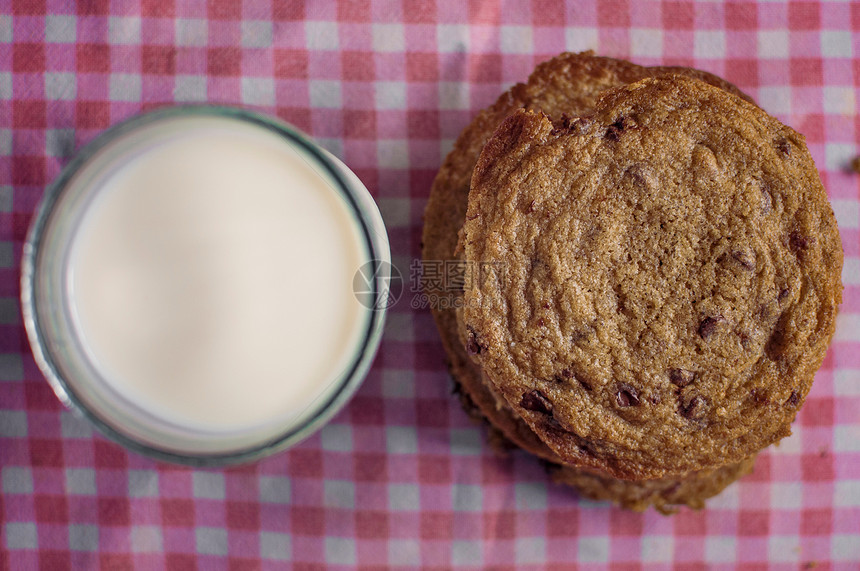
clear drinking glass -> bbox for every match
[21,106,390,466]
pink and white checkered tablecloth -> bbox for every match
[1,1,859,569]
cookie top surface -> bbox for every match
[422,52,754,464]
[423,52,752,274]
[462,76,843,479]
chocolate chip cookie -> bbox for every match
[461,76,843,480]
[423,52,754,465]
[423,53,765,510]
[548,453,756,514]
[452,368,758,513]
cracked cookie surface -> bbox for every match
[423,53,762,509]
[423,52,755,467]
[461,76,843,480]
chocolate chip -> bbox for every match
[605,116,633,141]
[549,369,568,385]
[778,287,791,301]
[559,368,573,379]
[570,117,592,135]
[785,390,800,407]
[776,138,791,156]
[578,378,593,392]
[680,395,707,420]
[750,387,770,406]
[550,114,592,136]
[731,250,755,270]
[520,389,553,414]
[615,383,640,407]
[698,316,723,340]
[466,338,480,355]
[568,117,592,135]
[766,318,788,360]
[537,318,545,327]
[669,368,695,387]
[550,114,572,136]
[789,231,813,258]
[465,326,485,355]
[525,199,536,213]
[789,231,808,250]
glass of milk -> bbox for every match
[21,106,390,465]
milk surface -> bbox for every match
[67,118,368,433]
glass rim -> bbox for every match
[21,104,389,467]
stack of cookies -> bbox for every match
[422,52,843,513]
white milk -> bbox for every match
[65,117,369,437]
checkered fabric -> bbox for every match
[1,0,859,568]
